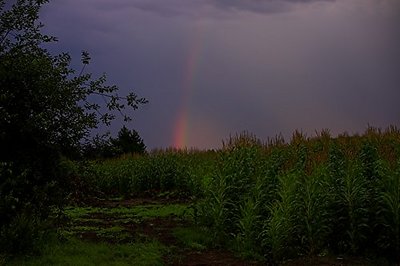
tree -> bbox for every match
[113,126,147,155]
[83,127,146,159]
[0,0,147,252]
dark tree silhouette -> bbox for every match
[0,0,147,252]
[83,127,146,158]
[113,126,147,155]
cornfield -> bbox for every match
[73,126,400,263]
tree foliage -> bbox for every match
[0,0,147,252]
[114,126,146,155]
[84,126,147,159]
[0,0,147,155]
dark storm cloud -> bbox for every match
[75,0,337,19]
[89,0,209,18]
[93,1,184,17]
[39,0,400,149]
[211,0,335,14]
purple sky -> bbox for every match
[40,0,400,150]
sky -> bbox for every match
[40,0,400,150]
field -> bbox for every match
[5,127,400,265]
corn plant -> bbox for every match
[378,159,400,259]
[195,171,231,245]
[339,159,370,253]
[233,176,267,258]
[295,164,331,255]
[234,196,260,257]
[262,172,299,261]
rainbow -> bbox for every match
[173,23,205,149]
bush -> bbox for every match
[0,162,58,254]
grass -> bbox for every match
[96,226,132,241]
[7,237,166,266]
[7,203,191,265]
[173,227,214,250]
[64,204,191,220]
[60,203,193,244]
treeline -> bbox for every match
[83,126,146,159]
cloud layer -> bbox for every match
[211,0,335,14]
[67,0,337,19]
[40,0,400,149]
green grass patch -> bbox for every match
[73,217,106,224]
[128,204,191,218]
[61,204,192,243]
[70,225,101,232]
[64,206,103,219]
[62,225,132,242]
[64,204,191,220]
[173,227,213,250]
[96,226,131,241]
[7,237,166,266]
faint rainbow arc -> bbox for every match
[173,23,205,148]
